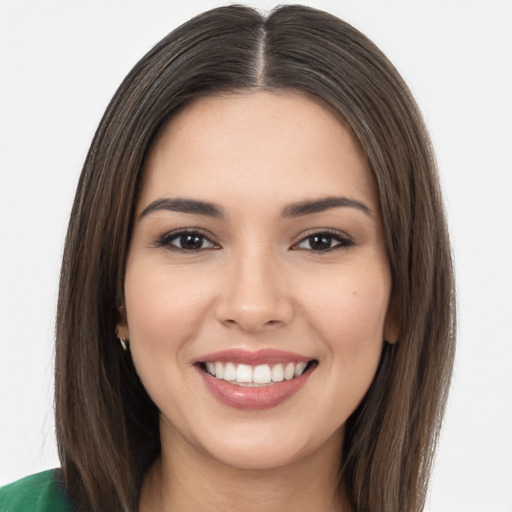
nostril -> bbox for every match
[219,313,285,332]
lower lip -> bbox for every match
[198,365,314,410]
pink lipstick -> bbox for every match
[195,349,317,410]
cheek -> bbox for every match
[123,262,214,369]
[286,263,391,442]
[122,262,219,420]
[300,261,391,407]
[303,265,391,346]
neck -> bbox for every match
[139,422,349,512]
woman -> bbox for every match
[0,4,455,512]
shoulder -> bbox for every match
[0,469,73,512]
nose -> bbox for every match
[215,251,294,333]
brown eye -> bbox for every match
[294,232,353,252]
[156,231,217,251]
[175,234,212,250]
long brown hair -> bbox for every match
[55,5,456,511]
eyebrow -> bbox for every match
[281,196,372,218]
[139,195,372,220]
[140,198,225,219]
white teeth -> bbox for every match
[204,361,311,384]
[294,362,308,377]
[235,364,253,383]
[223,362,236,381]
[253,364,272,384]
[271,363,284,382]
[284,362,295,380]
[214,362,224,379]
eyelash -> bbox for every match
[154,230,219,252]
[292,229,354,252]
[154,229,354,253]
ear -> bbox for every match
[115,305,130,340]
[383,296,400,344]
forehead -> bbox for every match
[140,90,377,212]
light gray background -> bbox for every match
[1,1,511,510]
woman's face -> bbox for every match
[119,91,394,470]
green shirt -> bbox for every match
[0,470,73,512]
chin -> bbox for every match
[206,440,313,471]
[183,417,344,472]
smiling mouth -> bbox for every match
[198,360,318,387]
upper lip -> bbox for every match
[195,348,313,366]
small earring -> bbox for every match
[119,337,128,351]
[115,328,128,351]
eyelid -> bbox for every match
[152,227,353,252]
[290,228,354,251]
[153,228,220,250]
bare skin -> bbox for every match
[139,423,348,512]
[119,91,394,512]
